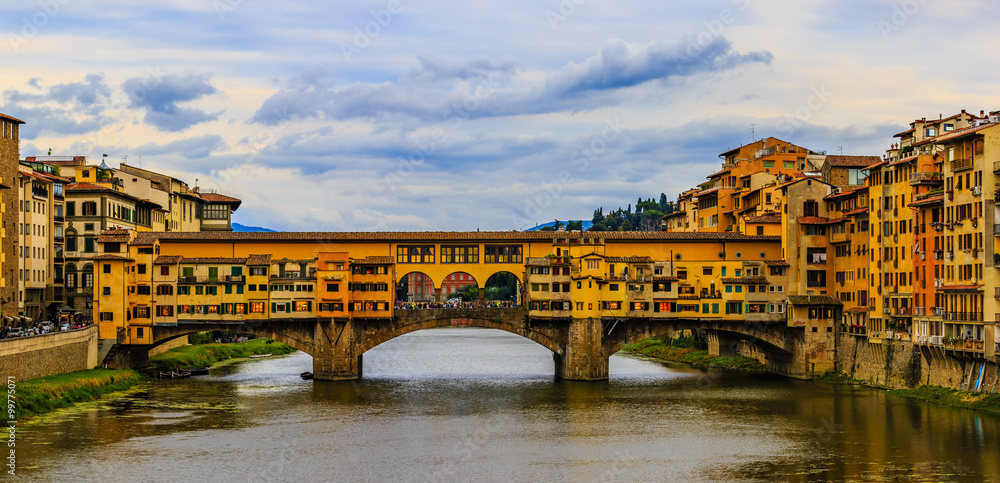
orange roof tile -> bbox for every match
[825,155,881,168]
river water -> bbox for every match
[14,328,1000,482]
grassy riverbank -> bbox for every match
[16,369,148,419]
[623,335,766,372]
[887,385,1000,413]
[148,338,296,371]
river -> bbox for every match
[14,328,1000,482]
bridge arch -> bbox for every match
[396,271,436,303]
[356,310,562,356]
[441,271,478,299]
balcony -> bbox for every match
[910,171,943,185]
[951,158,974,172]
[994,160,1000,174]
[891,307,912,317]
[944,311,982,322]
[54,236,64,243]
[271,271,316,280]
[177,275,245,284]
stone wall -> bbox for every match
[147,335,189,357]
[0,325,98,381]
[0,119,19,321]
[836,331,1000,390]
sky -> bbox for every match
[2,0,999,231]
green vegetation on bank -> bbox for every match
[148,338,296,371]
[888,385,1000,413]
[16,369,148,419]
[816,371,866,384]
[623,334,766,372]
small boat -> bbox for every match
[159,370,191,379]
[189,367,210,376]
[300,372,313,380]
[249,353,272,358]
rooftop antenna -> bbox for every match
[750,123,756,143]
[838,146,843,155]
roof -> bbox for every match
[787,295,843,305]
[662,211,687,219]
[909,195,944,207]
[825,155,881,168]
[744,215,781,224]
[65,182,145,203]
[706,167,733,179]
[653,276,679,281]
[720,276,769,284]
[844,207,869,216]
[695,187,720,197]
[246,254,272,266]
[892,128,914,138]
[174,257,249,265]
[90,254,135,261]
[844,307,869,313]
[0,113,25,124]
[932,122,1000,145]
[938,284,983,292]
[0,182,10,190]
[154,256,183,265]
[130,231,784,245]
[351,256,394,265]
[97,234,130,244]
[765,260,789,267]
[823,187,865,200]
[604,256,654,263]
[797,217,831,225]
[199,192,243,208]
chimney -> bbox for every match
[981,110,985,117]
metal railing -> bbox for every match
[951,158,974,171]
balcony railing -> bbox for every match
[910,171,942,184]
[177,275,245,284]
[951,158,974,171]
[944,311,982,322]
[271,271,316,280]
[893,307,912,316]
[993,160,1000,174]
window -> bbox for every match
[295,301,311,312]
[807,270,827,288]
[586,259,600,270]
[250,302,265,314]
[160,266,170,276]
[702,267,712,276]
[327,283,339,292]
[99,312,114,321]
[133,307,150,319]
[156,285,173,295]
[250,267,266,276]
[609,284,619,291]
[102,287,111,296]
[137,285,151,295]
[763,161,774,168]
[82,201,97,216]
[103,264,111,274]
[156,305,174,317]
[137,264,147,274]
[397,245,435,263]
[484,245,523,264]
[602,301,621,310]
[202,204,229,219]
[178,286,190,295]
[925,128,936,137]
[441,245,479,263]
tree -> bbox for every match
[659,193,668,211]
[566,220,583,231]
[455,284,478,301]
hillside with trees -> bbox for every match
[588,193,675,232]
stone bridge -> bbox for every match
[124,309,822,380]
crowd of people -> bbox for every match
[395,300,519,310]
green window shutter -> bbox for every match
[183,267,193,277]
[225,285,233,294]
[232,266,242,276]
[286,303,292,312]
[237,285,244,295]
[702,303,708,313]
[725,304,730,315]
[307,301,312,311]
[713,303,719,314]
[271,303,276,313]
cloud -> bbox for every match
[250,38,772,125]
[2,74,114,138]
[122,72,222,131]
[135,134,226,159]
[408,55,518,83]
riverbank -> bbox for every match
[886,385,1000,413]
[148,338,296,371]
[623,335,766,372]
[16,369,148,419]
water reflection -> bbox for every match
[16,328,1000,481]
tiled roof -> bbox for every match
[931,122,1000,144]
[825,155,881,168]
[0,113,25,124]
[176,257,249,264]
[909,195,944,207]
[154,256,183,265]
[662,211,686,219]
[744,215,781,224]
[939,284,983,291]
[246,254,272,266]
[844,306,869,313]
[199,192,242,203]
[130,231,784,245]
[787,295,843,305]
[796,217,830,225]
[21,170,52,183]
[765,260,789,267]
[66,182,144,202]
[893,128,914,138]
[844,207,869,216]
[90,254,134,261]
[605,256,654,263]
[695,187,720,197]
[96,235,130,244]
[34,171,73,183]
[721,276,769,284]
[706,167,733,179]
[0,182,10,190]
[823,186,866,200]
[351,256,394,265]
